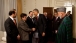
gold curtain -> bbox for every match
[17,0,22,21]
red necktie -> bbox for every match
[36,16,38,20]
[13,19,17,25]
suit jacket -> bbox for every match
[26,16,35,28]
[69,14,72,20]
[33,14,46,35]
[46,17,52,31]
[52,16,61,31]
[18,20,32,41]
[4,17,19,43]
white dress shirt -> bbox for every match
[9,16,14,21]
[37,13,39,18]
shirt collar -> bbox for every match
[9,16,14,21]
[56,17,58,19]
[37,13,39,17]
[29,16,32,18]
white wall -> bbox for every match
[22,0,76,38]
[22,0,50,14]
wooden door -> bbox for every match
[43,7,54,20]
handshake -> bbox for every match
[32,28,36,31]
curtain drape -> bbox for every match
[0,0,17,31]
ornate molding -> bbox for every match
[54,0,72,7]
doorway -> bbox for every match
[43,7,54,20]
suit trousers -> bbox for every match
[6,36,17,43]
[39,34,45,43]
[22,40,29,43]
[29,33,33,43]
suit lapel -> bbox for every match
[28,17,32,22]
[9,17,16,26]
[37,14,40,21]
[21,20,29,28]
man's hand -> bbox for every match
[55,30,58,34]
[42,32,45,37]
[17,35,20,40]
[32,28,35,31]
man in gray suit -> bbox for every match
[18,13,35,43]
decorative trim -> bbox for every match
[54,0,73,7]
[35,0,36,8]
[17,0,22,21]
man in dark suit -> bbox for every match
[52,12,61,42]
[26,11,35,43]
[18,13,35,43]
[66,11,72,20]
[43,12,49,43]
[4,11,19,43]
[43,12,54,43]
[33,9,46,43]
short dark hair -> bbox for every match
[20,13,27,19]
[9,11,15,16]
[29,11,32,14]
[68,11,71,13]
[33,9,39,13]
